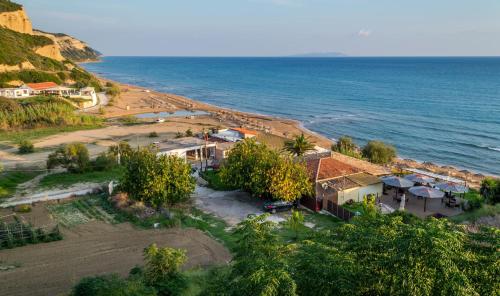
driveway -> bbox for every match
[194,185,287,226]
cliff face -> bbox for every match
[34,30,101,62]
[34,44,65,61]
[0,7,32,34]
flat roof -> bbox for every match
[157,137,216,152]
[347,173,382,186]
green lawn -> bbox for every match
[200,170,237,191]
[39,167,124,189]
[0,124,104,143]
[0,171,40,199]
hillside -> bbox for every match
[0,0,101,88]
[34,30,101,62]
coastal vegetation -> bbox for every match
[284,133,315,157]
[0,0,21,12]
[332,135,361,158]
[220,139,311,202]
[480,177,500,204]
[18,139,34,154]
[361,140,397,164]
[0,96,102,131]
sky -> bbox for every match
[18,0,500,57]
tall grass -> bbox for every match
[0,101,102,130]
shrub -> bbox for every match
[18,140,35,154]
[185,128,193,137]
[72,275,156,296]
[105,83,121,98]
[0,96,21,112]
[175,132,184,139]
[149,131,158,138]
[480,177,500,204]
[362,140,397,164]
[332,135,361,158]
[14,204,32,213]
[120,115,138,125]
[92,152,117,171]
[47,143,90,173]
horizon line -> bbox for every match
[98,55,500,58]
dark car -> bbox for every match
[263,200,296,213]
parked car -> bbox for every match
[263,200,296,213]
[156,118,165,123]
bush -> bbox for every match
[72,275,156,296]
[332,135,361,158]
[480,177,500,204]
[18,139,35,154]
[120,115,139,125]
[14,204,32,213]
[362,140,397,164]
[47,143,90,173]
[92,152,117,171]
[175,132,184,139]
[149,131,158,138]
[185,128,193,137]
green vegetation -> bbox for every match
[220,139,312,202]
[200,170,237,191]
[332,135,361,158]
[362,140,397,164]
[450,203,500,224]
[70,68,103,92]
[0,171,39,199]
[0,0,22,12]
[72,244,189,296]
[120,115,139,125]
[18,139,34,154]
[120,147,195,208]
[0,28,66,71]
[105,82,121,98]
[185,128,194,137]
[0,96,102,131]
[480,177,500,204]
[47,195,118,227]
[40,166,124,189]
[0,70,62,88]
[205,213,498,296]
[284,133,315,157]
[47,143,91,173]
[148,131,158,138]
[286,209,304,240]
[0,218,62,250]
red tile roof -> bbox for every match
[26,82,59,91]
[231,127,258,136]
[306,157,360,182]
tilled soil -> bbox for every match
[0,221,231,296]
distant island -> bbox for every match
[288,52,348,58]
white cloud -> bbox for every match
[358,29,372,37]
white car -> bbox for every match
[156,118,165,123]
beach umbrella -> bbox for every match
[405,174,434,184]
[435,182,469,194]
[409,186,444,212]
[381,176,415,188]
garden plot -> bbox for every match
[47,196,116,227]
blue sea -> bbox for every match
[83,57,500,176]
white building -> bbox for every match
[211,128,257,142]
[157,137,216,161]
[0,85,31,98]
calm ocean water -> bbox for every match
[83,57,500,175]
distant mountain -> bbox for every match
[289,52,348,58]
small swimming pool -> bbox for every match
[134,110,209,119]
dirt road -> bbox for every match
[0,221,231,296]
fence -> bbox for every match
[325,200,355,221]
[0,220,61,249]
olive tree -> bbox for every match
[47,143,90,173]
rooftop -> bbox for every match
[157,137,215,152]
[231,127,258,136]
[347,172,382,186]
[330,152,391,176]
[26,82,59,91]
[307,157,361,182]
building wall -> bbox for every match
[322,183,383,206]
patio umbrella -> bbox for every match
[435,182,469,194]
[405,174,434,184]
[382,176,415,188]
[409,186,444,212]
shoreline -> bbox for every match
[84,72,494,187]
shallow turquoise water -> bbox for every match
[84,57,500,175]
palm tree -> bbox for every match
[284,133,315,157]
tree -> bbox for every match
[185,128,193,137]
[108,141,133,164]
[332,136,360,158]
[220,139,311,201]
[47,143,90,173]
[362,140,397,165]
[284,133,315,157]
[267,156,312,202]
[287,209,304,240]
[120,147,195,208]
[143,244,187,285]
[480,178,500,204]
[143,244,188,296]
